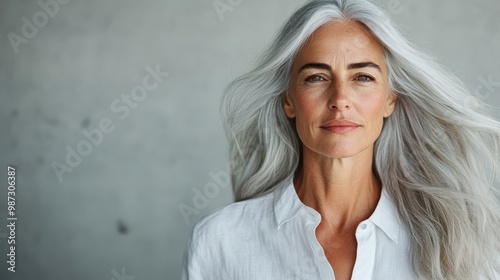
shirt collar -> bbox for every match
[369,187,403,244]
[273,176,402,243]
[273,176,304,230]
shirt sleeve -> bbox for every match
[181,217,225,280]
[181,225,205,280]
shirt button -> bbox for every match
[360,223,367,230]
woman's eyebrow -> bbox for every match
[298,62,331,73]
[298,61,381,73]
[347,61,381,73]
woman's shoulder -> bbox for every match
[192,189,276,237]
[182,187,284,279]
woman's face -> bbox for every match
[283,20,397,159]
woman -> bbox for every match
[182,0,500,279]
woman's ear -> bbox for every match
[282,92,296,118]
[383,92,397,118]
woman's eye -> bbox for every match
[305,75,326,83]
[354,75,375,82]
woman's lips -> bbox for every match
[320,119,361,133]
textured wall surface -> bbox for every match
[0,0,499,279]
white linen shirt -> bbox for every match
[181,176,420,279]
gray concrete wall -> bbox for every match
[0,0,498,279]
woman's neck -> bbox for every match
[294,145,381,232]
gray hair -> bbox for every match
[221,0,500,278]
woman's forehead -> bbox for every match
[293,21,386,69]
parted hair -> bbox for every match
[221,0,500,279]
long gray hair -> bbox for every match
[221,0,500,278]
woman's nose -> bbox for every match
[327,82,351,111]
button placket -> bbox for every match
[303,207,335,280]
[351,221,376,279]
